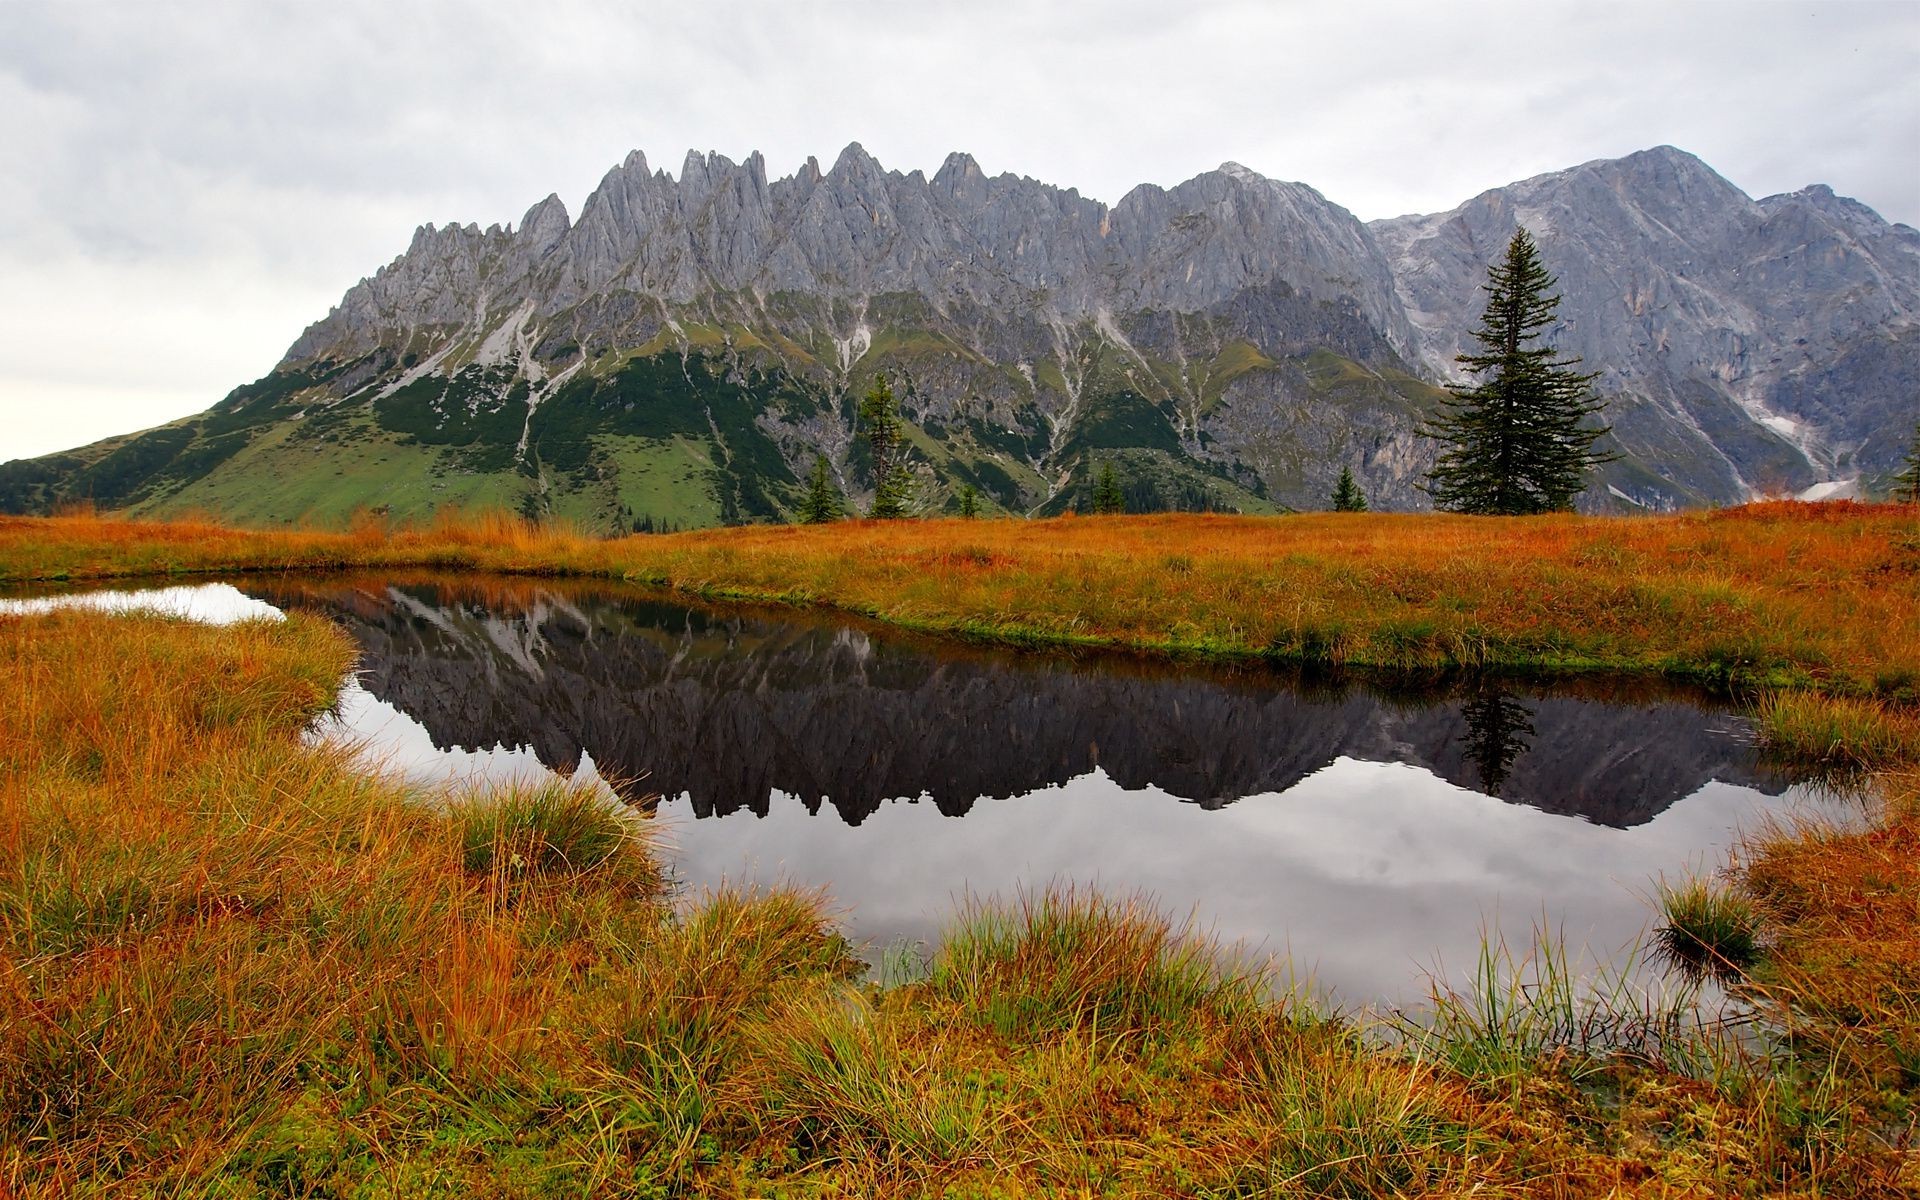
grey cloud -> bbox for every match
[0,0,1914,462]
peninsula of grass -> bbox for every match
[6,502,1919,695]
[2,504,1917,1192]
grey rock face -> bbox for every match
[290,144,1409,365]
[161,142,1920,520]
[1370,146,1920,496]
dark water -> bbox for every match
[4,576,1814,1004]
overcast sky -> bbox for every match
[2,0,1915,463]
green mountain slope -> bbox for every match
[5,322,1443,530]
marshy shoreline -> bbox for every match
[1,505,1916,1195]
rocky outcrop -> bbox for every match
[292,144,1409,363]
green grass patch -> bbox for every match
[1654,875,1762,980]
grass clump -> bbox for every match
[927,887,1258,1046]
[737,988,1007,1175]
[586,887,858,1177]
[454,778,651,888]
[1220,1016,1494,1197]
[1412,930,1716,1085]
[1655,874,1762,980]
[599,886,858,1085]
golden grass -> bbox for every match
[1742,772,1920,1100]
[6,501,1919,697]
[3,504,1918,1192]
[1757,691,1920,772]
[7,607,1914,1193]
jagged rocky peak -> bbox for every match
[1612,142,1730,180]
[828,140,881,177]
[933,150,983,183]
[517,193,570,254]
[84,137,1901,536]
[1099,159,1409,346]
[287,139,1411,366]
[1766,181,1908,232]
[1369,144,1919,499]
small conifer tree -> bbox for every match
[1895,421,1920,504]
[798,457,844,524]
[1423,227,1615,514]
[859,375,914,518]
[1091,460,1125,514]
[957,483,980,517]
[1332,466,1368,512]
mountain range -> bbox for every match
[5,143,1914,528]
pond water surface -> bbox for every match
[5,575,1821,1006]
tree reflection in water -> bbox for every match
[1459,689,1538,798]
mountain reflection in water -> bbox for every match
[0,571,1797,1003]
[244,575,1789,831]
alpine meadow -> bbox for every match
[4,3,1920,1193]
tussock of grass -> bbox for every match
[928,888,1259,1046]
[1221,1017,1494,1197]
[454,778,654,891]
[1413,929,1723,1084]
[1655,875,1762,980]
[736,988,1009,1174]
[599,886,858,1088]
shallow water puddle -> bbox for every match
[0,581,281,623]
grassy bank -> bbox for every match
[5,502,1920,700]
[3,607,1914,1195]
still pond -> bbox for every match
[4,574,1824,1006]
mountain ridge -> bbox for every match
[5,142,1914,530]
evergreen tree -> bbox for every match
[1091,460,1125,514]
[859,375,914,518]
[1331,466,1368,512]
[956,483,980,517]
[1423,228,1615,514]
[1895,421,1920,504]
[798,456,844,524]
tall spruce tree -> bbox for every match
[1091,460,1125,514]
[798,457,844,524]
[1423,228,1614,514]
[1331,466,1368,512]
[858,375,914,518]
[1895,421,1920,504]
